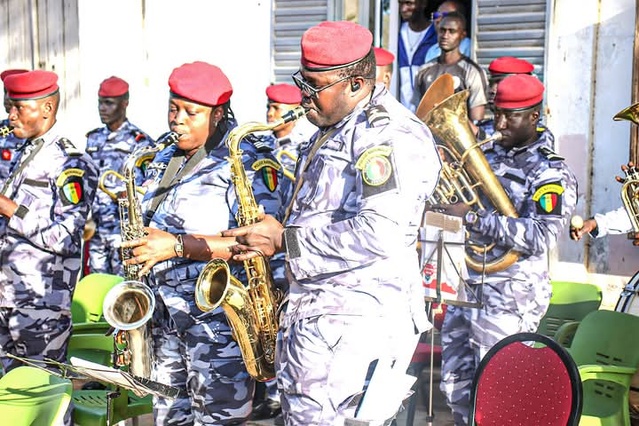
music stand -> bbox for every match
[6,353,181,399]
[418,212,485,425]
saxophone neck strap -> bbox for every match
[143,138,213,227]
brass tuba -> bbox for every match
[614,101,639,232]
[195,107,306,382]
[424,90,520,274]
[101,131,179,377]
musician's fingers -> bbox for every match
[616,175,625,183]
[121,237,148,248]
[221,226,250,238]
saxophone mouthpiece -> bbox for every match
[157,131,180,150]
[490,130,503,142]
[282,107,307,124]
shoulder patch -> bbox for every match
[538,146,564,161]
[365,104,390,127]
[56,168,86,205]
[252,158,280,192]
[355,145,397,197]
[85,127,101,138]
[57,138,83,156]
[532,181,565,215]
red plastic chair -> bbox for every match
[469,332,582,426]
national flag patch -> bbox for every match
[252,158,281,192]
[56,168,85,205]
[532,182,564,215]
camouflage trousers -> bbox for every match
[0,307,72,373]
[0,307,73,426]
[151,300,254,425]
[277,313,419,425]
[440,305,543,425]
[87,232,124,276]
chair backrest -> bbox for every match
[0,366,73,425]
[72,273,124,323]
[469,332,582,426]
[537,281,602,339]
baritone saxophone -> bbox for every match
[195,107,306,382]
[101,131,179,378]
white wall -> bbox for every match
[546,0,637,304]
[76,0,273,143]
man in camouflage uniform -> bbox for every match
[431,74,578,425]
[0,69,28,181]
[120,61,290,425]
[0,70,98,377]
[85,76,154,276]
[223,21,442,425]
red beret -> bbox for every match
[374,47,395,66]
[4,70,59,100]
[301,21,373,71]
[488,56,534,76]
[98,76,129,97]
[266,83,302,104]
[494,74,544,110]
[1,69,28,82]
[169,61,233,106]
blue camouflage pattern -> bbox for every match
[0,118,24,181]
[278,84,442,424]
[142,122,290,425]
[0,126,98,372]
[85,121,154,276]
[440,128,578,425]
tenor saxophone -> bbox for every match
[102,131,179,377]
[195,107,306,382]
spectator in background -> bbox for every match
[374,47,395,90]
[85,76,154,277]
[0,69,28,181]
[398,0,437,110]
[412,11,487,121]
[424,0,471,63]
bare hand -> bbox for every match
[121,227,178,277]
[428,203,471,218]
[616,161,636,184]
[221,214,284,261]
[570,218,597,241]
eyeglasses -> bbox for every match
[431,11,451,20]
[292,70,351,99]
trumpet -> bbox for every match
[616,101,639,233]
[0,124,13,138]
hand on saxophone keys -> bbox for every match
[221,213,283,261]
[121,227,179,277]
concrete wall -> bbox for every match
[547,0,637,308]
[76,0,273,143]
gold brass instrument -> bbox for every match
[102,131,179,378]
[98,170,146,202]
[0,124,13,138]
[195,106,306,382]
[614,102,639,233]
[276,149,297,181]
[424,90,520,274]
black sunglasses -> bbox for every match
[292,70,351,99]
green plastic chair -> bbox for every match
[72,273,124,334]
[0,366,73,425]
[537,281,603,347]
[567,310,639,425]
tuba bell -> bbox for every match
[423,90,520,273]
